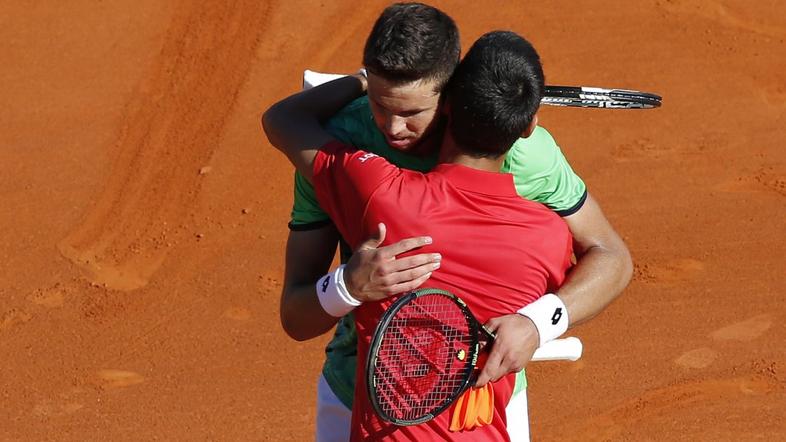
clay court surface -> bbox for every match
[1,1,784,440]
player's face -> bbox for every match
[366,72,442,152]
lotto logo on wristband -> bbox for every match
[551,308,563,325]
[321,275,330,293]
[316,265,362,318]
[517,293,569,347]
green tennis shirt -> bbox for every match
[289,96,587,408]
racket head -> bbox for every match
[366,288,483,426]
[542,85,662,109]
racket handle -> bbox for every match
[303,69,348,90]
[531,337,583,362]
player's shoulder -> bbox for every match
[320,142,391,169]
[325,96,382,147]
[513,197,570,234]
[508,126,558,155]
[503,126,563,172]
[331,96,371,119]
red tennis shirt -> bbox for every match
[313,141,573,441]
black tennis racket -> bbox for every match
[366,288,583,426]
[304,70,661,110]
[542,85,662,109]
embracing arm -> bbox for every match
[280,226,342,341]
[280,223,438,340]
[558,192,633,325]
[262,74,367,181]
[475,195,632,386]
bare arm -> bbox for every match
[558,192,633,325]
[281,223,440,341]
[280,226,342,341]
[262,74,367,181]
[269,75,367,340]
[269,74,440,340]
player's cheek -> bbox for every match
[368,103,387,131]
[410,114,432,135]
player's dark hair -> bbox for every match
[446,31,545,158]
[363,2,460,91]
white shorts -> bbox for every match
[314,374,530,442]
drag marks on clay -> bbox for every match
[716,167,786,197]
[562,375,778,441]
[760,82,786,110]
[32,398,85,418]
[673,314,773,370]
[256,271,283,300]
[58,0,271,291]
[611,134,720,162]
[30,388,91,419]
[710,314,773,342]
[95,369,146,389]
[0,308,33,332]
[28,282,71,308]
[223,306,252,321]
[675,347,719,369]
[611,138,664,162]
[633,258,705,285]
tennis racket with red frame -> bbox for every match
[366,288,582,426]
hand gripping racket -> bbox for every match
[304,69,661,109]
[366,288,582,426]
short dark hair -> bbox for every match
[446,31,545,158]
[363,2,460,91]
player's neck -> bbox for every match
[439,142,505,172]
[438,133,504,173]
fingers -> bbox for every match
[346,229,438,300]
[357,223,387,251]
[475,316,534,387]
[475,348,505,387]
[377,257,439,291]
[387,270,433,295]
[387,253,441,273]
[378,236,432,259]
[483,317,502,334]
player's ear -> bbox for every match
[520,114,539,138]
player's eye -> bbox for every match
[397,109,423,118]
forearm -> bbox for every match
[558,193,633,327]
[557,241,632,327]
[280,281,342,341]
[279,226,342,341]
[262,75,367,180]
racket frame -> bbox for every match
[542,85,662,109]
[304,69,661,109]
[366,288,488,426]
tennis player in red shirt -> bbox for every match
[265,31,573,441]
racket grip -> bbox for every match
[531,337,583,362]
[303,69,348,90]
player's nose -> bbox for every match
[385,115,407,137]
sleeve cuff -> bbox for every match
[554,188,588,217]
[288,219,334,231]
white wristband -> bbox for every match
[517,293,569,347]
[316,265,361,318]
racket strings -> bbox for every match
[372,296,475,422]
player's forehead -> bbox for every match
[367,73,441,112]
